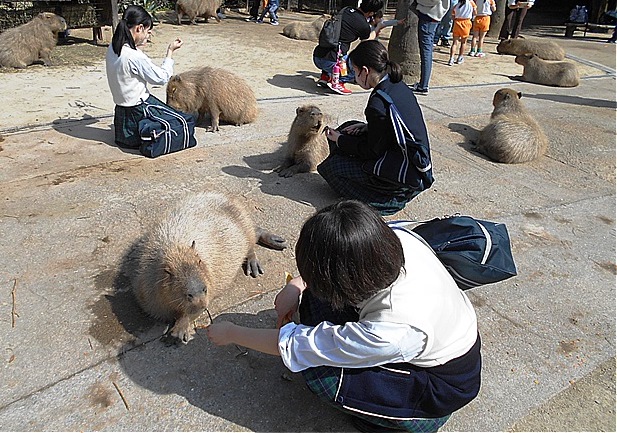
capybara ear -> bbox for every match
[296,106,301,115]
[517,92,522,99]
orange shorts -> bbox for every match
[473,15,491,33]
[453,18,472,39]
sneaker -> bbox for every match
[327,81,352,95]
[270,21,279,25]
[245,16,257,22]
[447,58,454,66]
[317,72,330,87]
[256,19,263,24]
[467,50,476,57]
[475,52,486,58]
[456,55,465,64]
[441,38,450,47]
[411,83,428,95]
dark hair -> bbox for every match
[348,39,402,83]
[295,200,404,310]
[359,0,385,13]
[111,5,153,56]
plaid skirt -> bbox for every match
[113,94,172,149]
[317,152,420,216]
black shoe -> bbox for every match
[411,83,429,95]
[441,38,450,47]
[351,416,406,433]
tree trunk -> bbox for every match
[387,0,420,84]
[487,0,507,38]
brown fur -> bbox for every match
[176,0,222,24]
[515,53,579,87]
[282,14,330,42]
[166,66,258,132]
[275,105,328,177]
[476,88,548,164]
[0,13,67,68]
[132,191,286,344]
[496,38,565,60]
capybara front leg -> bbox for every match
[278,161,311,178]
[170,315,196,344]
[256,227,288,250]
[40,48,53,66]
[244,246,264,278]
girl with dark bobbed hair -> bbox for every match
[318,40,433,216]
[106,5,188,148]
[207,200,481,433]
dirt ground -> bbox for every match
[0,8,606,132]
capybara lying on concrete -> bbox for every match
[515,53,579,87]
[476,88,548,164]
[166,66,259,132]
[176,0,222,24]
[132,191,287,344]
[282,14,330,42]
[275,105,328,177]
[0,13,67,68]
[496,38,565,61]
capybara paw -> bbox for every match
[169,323,196,344]
[265,234,288,250]
[244,258,264,278]
[278,166,300,178]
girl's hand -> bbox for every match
[275,276,305,328]
[325,126,342,143]
[341,122,367,136]
[206,321,236,346]
[168,38,183,52]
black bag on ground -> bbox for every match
[318,7,348,49]
[368,89,434,191]
[138,101,197,158]
[389,216,517,290]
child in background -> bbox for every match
[369,10,406,37]
[448,0,477,66]
[469,0,496,57]
[434,0,457,47]
[256,0,279,25]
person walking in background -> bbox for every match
[434,0,457,47]
[256,0,279,25]
[410,0,451,95]
[499,0,534,40]
[468,0,495,57]
[245,0,261,22]
[447,0,476,66]
[105,5,186,149]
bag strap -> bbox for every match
[142,102,192,150]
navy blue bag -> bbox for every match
[389,216,517,290]
[139,101,197,158]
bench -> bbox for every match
[565,22,615,38]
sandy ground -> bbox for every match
[0,9,608,132]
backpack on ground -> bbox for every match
[318,7,349,49]
[389,215,517,290]
[569,5,588,23]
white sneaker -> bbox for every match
[447,58,454,66]
[456,56,465,64]
[475,52,486,58]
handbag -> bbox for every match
[389,215,517,290]
[368,89,434,191]
[138,101,197,158]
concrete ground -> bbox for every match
[0,12,615,432]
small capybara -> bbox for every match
[497,38,565,61]
[176,0,222,24]
[132,191,287,344]
[515,53,579,87]
[275,105,328,177]
[0,13,67,68]
[476,88,548,164]
[166,66,258,132]
[282,14,330,42]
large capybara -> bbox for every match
[166,66,259,132]
[496,38,565,61]
[476,88,548,164]
[0,13,67,68]
[132,191,287,344]
[176,0,222,24]
[275,105,328,177]
[282,14,330,42]
[515,53,579,87]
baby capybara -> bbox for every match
[476,88,548,164]
[166,66,259,132]
[0,13,67,68]
[176,0,222,24]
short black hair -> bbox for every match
[295,200,404,310]
[359,0,385,13]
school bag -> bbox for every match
[138,101,197,158]
[318,7,349,49]
[368,89,434,191]
[568,5,588,23]
[389,215,517,290]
